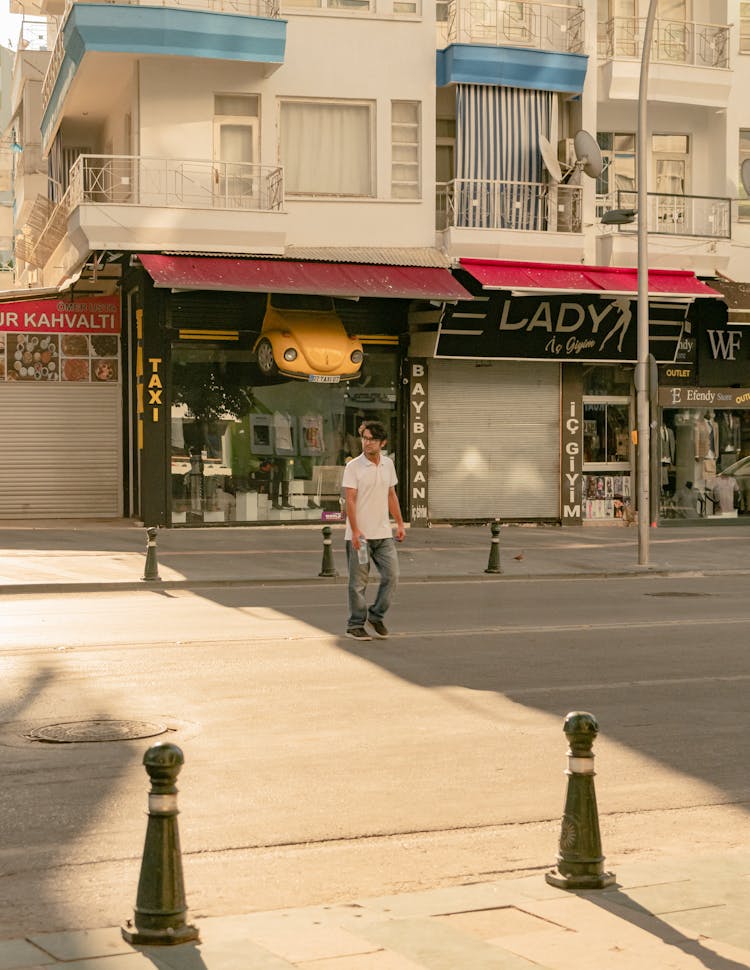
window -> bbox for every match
[596,132,636,200]
[740,130,750,221]
[391,101,420,199]
[214,96,259,207]
[653,133,688,230]
[280,100,374,197]
[741,0,750,52]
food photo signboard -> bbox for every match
[0,296,120,383]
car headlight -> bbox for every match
[350,350,364,364]
[283,348,298,362]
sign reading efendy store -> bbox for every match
[436,288,698,363]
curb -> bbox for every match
[3,566,750,596]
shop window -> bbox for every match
[280,99,374,197]
[582,367,633,521]
[169,342,399,525]
[391,101,420,200]
[582,363,632,396]
[659,408,750,520]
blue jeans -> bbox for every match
[346,538,399,630]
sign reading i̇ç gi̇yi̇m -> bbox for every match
[0,295,121,333]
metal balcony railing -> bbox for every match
[17,155,284,269]
[437,178,582,233]
[41,0,279,113]
[599,190,732,239]
[597,16,730,68]
[441,0,585,54]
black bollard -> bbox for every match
[546,712,615,890]
[484,520,502,574]
[318,525,338,577]
[122,743,199,946]
[141,527,161,582]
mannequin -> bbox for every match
[719,411,741,470]
[694,409,719,480]
[673,409,696,491]
[659,423,675,487]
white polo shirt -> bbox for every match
[342,452,397,540]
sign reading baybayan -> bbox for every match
[0,295,120,333]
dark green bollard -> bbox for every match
[122,743,199,946]
[141,527,161,582]
[318,525,338,577]
[546,712,615,890]
[484,521,502,574]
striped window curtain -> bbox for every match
[455,84,552,230]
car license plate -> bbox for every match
[308,375,340,383]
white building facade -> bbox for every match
[0,0,748,525]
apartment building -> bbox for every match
[0,0,748,526]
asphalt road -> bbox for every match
[0,573,749,937]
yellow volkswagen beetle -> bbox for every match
[254,294,364,383]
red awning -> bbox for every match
[460,258,722,299]
[138,254,472,302]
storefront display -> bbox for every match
[169,340,399,525]
[657,388,750,520]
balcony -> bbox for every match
[600,190,731,239]
[598,16,729,68]
[16,155,286,271]
[437,178,582,233]
[597,16,731,106]
[440,0,585,53]
[41,0,285,141]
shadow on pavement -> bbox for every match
[0,661,142,938]
[587,888,750,970]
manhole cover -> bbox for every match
[25,719,169,744]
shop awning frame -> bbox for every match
[459,258,723,300]
[138,254,473,302]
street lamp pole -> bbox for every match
[635,0,659,565]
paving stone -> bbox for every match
[359,917,545,969]
[436,907,561,940]
[26,928,131,962]
[0,938,55,970]
[295,949,424,970]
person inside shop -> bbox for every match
[342,419,405,642]
[672,480,700,519]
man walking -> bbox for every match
[343,420,405,641]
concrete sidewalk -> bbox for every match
[0,519,749,592]
[6,849,750,969]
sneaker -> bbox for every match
[346,627,372,641]
[368,618,389,639]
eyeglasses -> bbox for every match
[361,434,375,441]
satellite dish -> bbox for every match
[539,134,562,182]
[742,158,750,196]
[573,130,603,179]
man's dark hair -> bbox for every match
[362,420,387,442]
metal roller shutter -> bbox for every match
[0,384,122,519]
[428,359,560,519]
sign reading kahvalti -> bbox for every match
[0,295,121,333]
[436,289,693,363]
